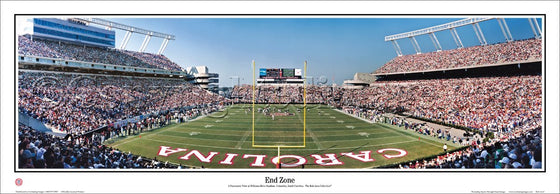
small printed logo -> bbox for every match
[15,178,23,186]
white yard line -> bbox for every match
[236,130,252,149]
[154,131,404,144]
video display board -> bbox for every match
[282,68,295,77]
[260,68,301,78]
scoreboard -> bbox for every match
[259,68,302,78]
[282,69,294,77]
[266,69,281,77]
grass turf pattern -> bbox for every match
[107,104,461,169]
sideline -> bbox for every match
[332,108,375,124]
[108,113,212,147]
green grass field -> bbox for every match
[106,104,462,169]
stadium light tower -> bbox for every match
[230,76,243,87]
[385,18,493,55]
[72,18,175,54]
[527,18,542,39]
[496,18,514,42]
[409,37,422,54]
[428,32,443,51]
[449,28,464,48]
[390,40,403,56]
[472,23,488,46]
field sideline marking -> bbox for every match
[377,123,461,147]
[326,109,451,149]
[141,137,418,151]
[109,113,211,148]
[110,124,182,147]
[332,108,375,124]
[416,138,449,149]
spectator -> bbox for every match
[18,35,183,71]
[376,39,541,74]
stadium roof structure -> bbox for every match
[71,18,175,54]
[385,18,542,56]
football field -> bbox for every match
[106,104,462,169]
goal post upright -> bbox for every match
[303,60,307,147]
[252,60,255,147]
[277,146,281,169]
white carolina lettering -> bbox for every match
[271,155,307,167]
[219,153,239,165]
[179,150,219,163]
[377,148,408,159]
[310,154,343,166]
[340,151,375,162]
[157,146,187,157]
[242,154,267,167]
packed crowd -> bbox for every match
[18,36,183,71]
[231,85,342,104]
[354,76,541,133]
[232,75,542,133]
[232,77,542,169]
[398,127,542,169]
[18,71,228,135]
[18,124,183,169]
[376,39,542,74]
[123,50,183,71]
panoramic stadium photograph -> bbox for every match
[16,16,543,170]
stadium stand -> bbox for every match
[231,85,341,104]
[18,124,185,169]
[375,39,541,74]
[17,27,228,169]
[122,50,183,71]
[17,21,542,169]
[18,70,227,135]
[231,46,542,170]
[397,127,542,169]
[232,75,541,134]
[18,35,183,71]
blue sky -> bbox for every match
[107,17,542,87]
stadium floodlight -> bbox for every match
[409,37,422,54]
[428,33,443,51]
[384,18,493,42]
[472,23,488,46]
[449,28,464,48]
[72,18,175,54]
[229,76,243,87]
[385,18,494,54]
[139,33,153,52]
[528,18,542,39]
[497,18,514,42]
